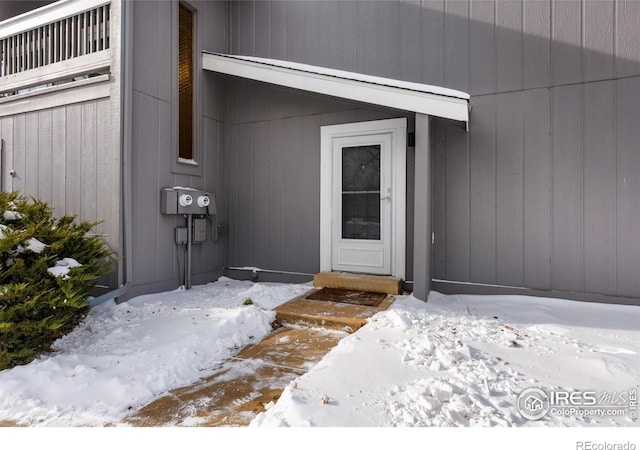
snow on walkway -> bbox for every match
[252,292,640,427]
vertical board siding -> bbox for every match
[398,0,421,83]
[443,127,470,282]
[583,0,614,82]
[127,0,229,292]
[583,81,616,295]
[443,0,469,93]
[468,96,496,284]
[37,110,52,205]
[495,0,522,93]
[1,98,119,259]
[551,0,582,86]
[495,92,524,287]
[552,84,584,293]
[356,0,378,75]
[430,123,446,281]
[421,0,445,87]
[469,0,495,96]
[615,0,640,78]
[377,1,400,80]
[226,80,407,275]
[51,109,66,213]
[615,77,640,297]
[522,88,552,290]
[225,0,640,301]
[523,0,551,89]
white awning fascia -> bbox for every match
[202,52,469,124]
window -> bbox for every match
[178,3,194,161]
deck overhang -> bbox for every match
[202,52,469,124]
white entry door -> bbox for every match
[320,118,406,278]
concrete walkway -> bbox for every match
[124,325,344,426]
[123,288,395,427]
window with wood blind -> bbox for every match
[178,2,194,161]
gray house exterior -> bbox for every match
[1,0,639,306]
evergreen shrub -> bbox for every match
[0,192,113,370]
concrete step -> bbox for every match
[274,289,395,333]
[313,271,402,295]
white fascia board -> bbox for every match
[202,53,469,123]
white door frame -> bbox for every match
[320,118,407,279]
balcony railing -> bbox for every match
[0,0,111,96]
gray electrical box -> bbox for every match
[160,187,216,216]
[175,227,188,245]
[193,218,207,243]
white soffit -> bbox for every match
[202,52,469,124]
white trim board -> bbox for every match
[202,52,469,124]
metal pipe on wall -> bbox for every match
[186,214,192,290]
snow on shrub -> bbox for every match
[0,192,113,370]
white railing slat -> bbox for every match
[0,1,111,93]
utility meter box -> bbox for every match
[160,187,216,215]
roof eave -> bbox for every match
[202,52,469,124]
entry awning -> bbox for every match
[202,52,470,125]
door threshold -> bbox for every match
[313,271,403,295]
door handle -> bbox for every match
[380,189,392,202]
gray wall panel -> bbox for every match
[377,1,400,80]
[357,0,378,75]
[616,77,640,297]
[431,124,446,281]
[337,1,358,71]
[236,122,253,266]
[616,0,640,78]
[64,105,82,219]
[552,84,584,293]
[469,97,496,284]
[583,81,616,295]
[522,88,552,290]
[495,0,522,93]
[282,117,304,273]
[81,102,98,224]
[551,0,582,86]
[495,92,524,287]
[469,0,495,96]
[421,0,445,86]
[132,92,160,285]
[523,0,551,89]
[252,121,270,269]
[583,1,614,83]
[267,122,285,271]
[11,116,25,194]
[285,0,305,63]
[444,127,470,282]
[24,112,38,197]
[269,1,288,60]
[37,110,52,205]
[444,0,469,93]
[255,1,270,57]
[399,0,421,82]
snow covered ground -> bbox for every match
[0,277,638,432]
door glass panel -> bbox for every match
[341,145,381,240]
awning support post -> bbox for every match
[413,113,432,301]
